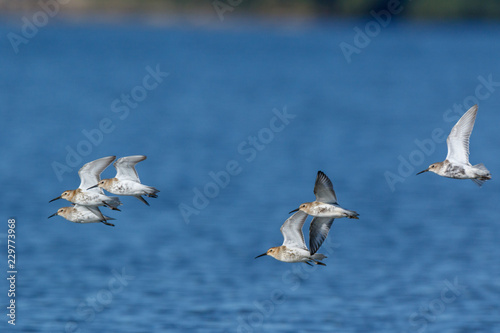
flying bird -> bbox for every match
[88,155,159,206]
[49,156,122,213]
[417,105,491,186]
[289,171,358,255]
[255,211,327,266]
[48,205,116,227]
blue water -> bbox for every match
[1,16,500,333]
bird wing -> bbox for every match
[281,211,308,250]
[309,217,334,255]
[446,105,478,165]
[314,171,337,204]
[114,155,147,182]
[83,205,106,221]
[78,156,116,192]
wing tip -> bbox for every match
[116,155,147,163]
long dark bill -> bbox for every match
[416,169,429,175]
[254,253,267,259]
[49,196,61,203]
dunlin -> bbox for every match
[417,105,491,186]
[289,171,358,255]
[49,156,122,210]
[88,155,159,206]
[255,211,327,266]
[48,205,115,226]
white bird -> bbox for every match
[417,105,491,186]
[289,171,358,255]
[48,205,115,227]
[255,211,327,266]
[49,156,122,211]
[88,155,159,206]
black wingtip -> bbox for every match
[136,196,150,206]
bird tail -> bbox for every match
[312,253,327,261]
[311,253,327,266]
[471,163,491,187]
[473,163,491,175]
[145,186,160,198]
[344,209,359,219]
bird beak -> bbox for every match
[48,212,58,219]
[255,253,267,259]
[416,168,429,175]
[87,184,98,190]
[49,196,61,203]
[289,208,299,214]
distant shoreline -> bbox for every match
[2,0,500,21]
